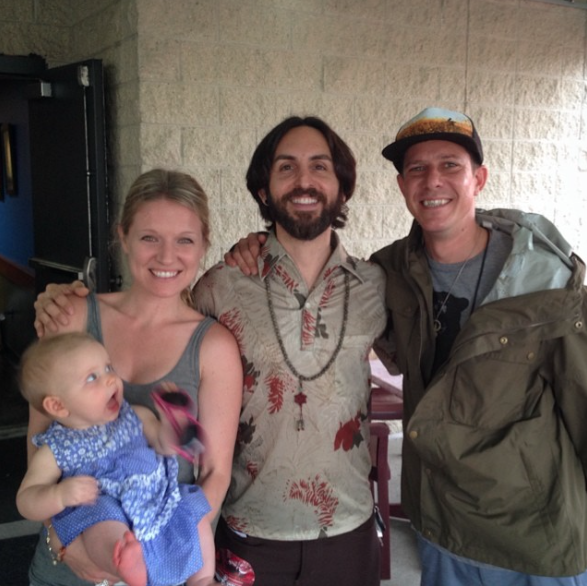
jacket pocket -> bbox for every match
[446,343,544,430]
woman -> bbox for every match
[28,169,242,586]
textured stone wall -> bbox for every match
[1,0,586,275]
[133,0,587,268]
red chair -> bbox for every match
[370,385,404,420]
[370,389,405,521]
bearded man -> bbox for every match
[193,116,387,586]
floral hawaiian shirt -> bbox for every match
[193,231,386,540]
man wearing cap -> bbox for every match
[372,107,587,584]
[221,107,587,584]
[34,109,587,585]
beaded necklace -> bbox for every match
[265,270,350,431]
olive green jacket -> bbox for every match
[372,209,587,576]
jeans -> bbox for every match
[418,534,587,586]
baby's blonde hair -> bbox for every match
[19,332,98,413]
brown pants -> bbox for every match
[214,514,381,586]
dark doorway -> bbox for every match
[28,58,110,293]
[0,55,110,431]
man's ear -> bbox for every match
[258,190,268,206]
[396,173,407,199]
[474,165,489,196]
[42,395,70,419]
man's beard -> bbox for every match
[266,187,345,241]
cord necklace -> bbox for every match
[432,229,488,334]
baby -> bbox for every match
[17,332,215,586]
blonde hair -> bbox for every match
[119,168,211,249]
[19,333,98,413]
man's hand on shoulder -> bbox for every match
[223,232,267,276]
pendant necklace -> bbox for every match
[265,271,350,431]
[432,230,488,334]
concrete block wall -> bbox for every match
[69,1,141,239]
[0,0,71,62]
[1,0,586,277]
[132,0,587,268]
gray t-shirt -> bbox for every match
[427,228,512,374]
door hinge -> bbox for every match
[77,65,90,87]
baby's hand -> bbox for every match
[59,476,99,508]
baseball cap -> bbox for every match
[382,107,484,172]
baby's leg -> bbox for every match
[186,517,216,586]
[81,521,147,586]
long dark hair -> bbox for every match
[245,116,356,229]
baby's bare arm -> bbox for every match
[16,446,98,520]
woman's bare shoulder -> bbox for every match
[200,319,239,355]
[95,291,124,309]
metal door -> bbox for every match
[28,59,109,293]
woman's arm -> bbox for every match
[196,322,243,519]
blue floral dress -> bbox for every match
[33,400,210,586]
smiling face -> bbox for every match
[261,125,345,241]
[49,339,124,429]
[397,140,488,241]
[119,198,206,297]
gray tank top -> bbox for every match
[86,293,216,481]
